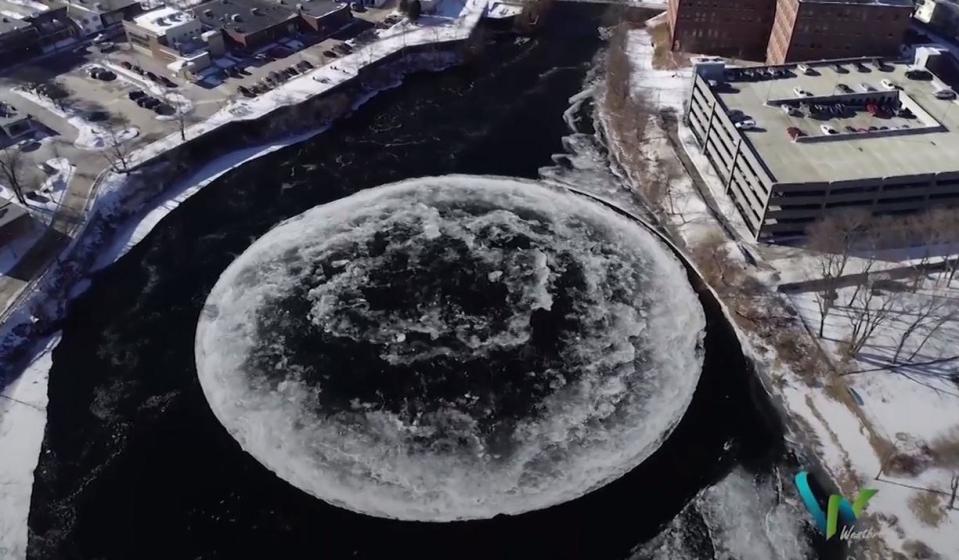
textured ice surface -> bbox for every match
[195,175,705,521]
[632,468,814,560]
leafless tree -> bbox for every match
[949,474,958,510]
[101,128,133,174]
[170,97,190,142]
[807,209,872,337]
[0,148,32,205]
[906,302,959,362]
[892,293,953,363]
[845,280,900,356]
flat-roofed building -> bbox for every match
[64,0,141,32]
[125,7,202,56]
[192,0,350,50]
[685,48,959,241]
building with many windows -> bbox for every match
[668,0,913,64]
[666,0,776,59]
[684,48,959,241]
[767,0,912,64]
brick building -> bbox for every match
[666,0,776,59]
[767,0,913,64]
[667,0,913,64]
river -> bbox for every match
[26,7,818,559]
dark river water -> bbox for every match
[26,7,813,560]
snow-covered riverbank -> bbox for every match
[606,17,959,559]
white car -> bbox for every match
[820,124,838,135]
[859,83,876,92]
[735,118,757,130]
[793,87,813,97]
[797,63,812,75]
[880,79,899,90]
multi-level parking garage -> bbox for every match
[685,48,959,241]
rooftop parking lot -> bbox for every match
[711,58,959,184]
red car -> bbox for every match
[786,126,805,140]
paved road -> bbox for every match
[0,86,103,317]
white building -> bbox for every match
[130,6,202,49]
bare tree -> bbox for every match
[807,209,873,337]
[907,303,959,362]
[845,280,900,356]
[950,474,958,510]
[892,293,952,363]
[923,208,959,286]
[101,128,133,174]
[170,97,189,142]
[0,148,32,205]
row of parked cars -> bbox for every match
[128,89,172,114]
[118,60,178,88]
[236,60,315,97]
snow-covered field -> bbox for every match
[614,20,959,559]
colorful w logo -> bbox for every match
[794,471,878,539]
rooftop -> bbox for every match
[192,0,295,35]
[133,6,196,35]
[706,55,959,185]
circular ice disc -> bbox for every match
[195,175,705,521]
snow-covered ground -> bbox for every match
[93,128,324,271]
[613,20,959,559]
[0,158,75,274]
[29,158,75,225]
[0,335,57,559]
[12,88,139,151]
